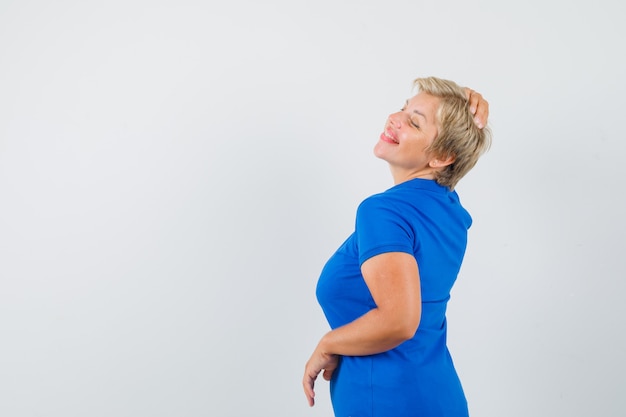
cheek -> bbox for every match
[405,142,430,160]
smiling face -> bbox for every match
[374,92,450,184]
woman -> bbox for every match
[303,77,492,417]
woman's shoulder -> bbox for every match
[359,181,434,206]
[356,189,416,219]
[358,190,395,209]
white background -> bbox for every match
[1,0,625,416]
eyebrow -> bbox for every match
[405,99,428,122]
[412,109,427,122]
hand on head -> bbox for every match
[465,88,489,129]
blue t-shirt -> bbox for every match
[316,178,473,417]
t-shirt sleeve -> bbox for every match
[355,195,416,266]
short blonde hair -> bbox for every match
[413,77,492,190]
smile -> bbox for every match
[380,130,399,144]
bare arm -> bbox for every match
[318,252,421,355]
[303,252,421,406]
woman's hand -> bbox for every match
[465,88,489,129]
[302,345,339,407]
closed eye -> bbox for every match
[402,100,420,128]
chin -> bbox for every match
[373,142,386,160]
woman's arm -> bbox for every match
[303,251,421,406]
[318,252,421,355]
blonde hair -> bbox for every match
[413,77,492,190]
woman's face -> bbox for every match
[374,92,440,180]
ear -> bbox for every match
[429,154,455,169]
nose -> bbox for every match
[388,111,403,128]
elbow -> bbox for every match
[399,317,420,341]
[390,311,421,342]
[376,303,422,344]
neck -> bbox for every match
[390,166,435,185]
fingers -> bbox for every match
[472,93,489,129]
[303,363,320,407]
[465,87,489,129]
[303,373,316,406]
[464,87,477,113]
[303,349,339,406]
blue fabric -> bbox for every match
[316,178,473,417]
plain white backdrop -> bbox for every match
[1,0,625,416]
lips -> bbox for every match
[380,129,399,144]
